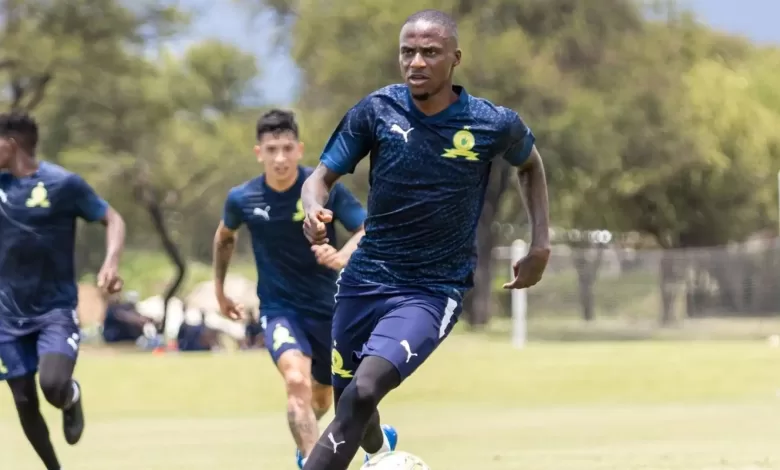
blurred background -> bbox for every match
[3,1,780,469]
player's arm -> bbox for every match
[502,114,551,288]
[515,146,551,254]
[312,182,367,270]
[213,221,237,294]
[332,182,367,259]
[213,189,244,319]
[338,226,365,258]
[302,98,374,244]
[71,174,126,292]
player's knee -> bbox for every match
[284,369,312,404]
[342,374,381,416]
[38,369,71,409]
[312,388,332,418]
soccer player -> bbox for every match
[212,109,367,469]
[0,112,126,470]
[300,10,551,470]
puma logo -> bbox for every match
[390,124,414,143]
[253,206,271,220]
[327,432,345,453]
[400,340,418,363]
[67,333,79,352]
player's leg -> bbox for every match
[298,380,333,468]
[304,293,459,470]
[1,336,61,470]
[331,386,385,454]
[311,380,332,420]
[262,316,320,466]
[306,316,334,422]
[304,290,401,470]
[304,357,399,470]
[36,314,84,445]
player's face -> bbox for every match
[254,131,303,182]
[399,21,461,101]
[0,136,15,168]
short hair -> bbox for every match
[404,9,458,43]
[0,111,38,152]
[256,109,299,141]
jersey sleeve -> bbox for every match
[320,98,375,175]
[69,174,109,222]
[222,188,244,230]
[501,109,536,167]
[328,182,367,232]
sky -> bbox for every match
[170,0,780,106]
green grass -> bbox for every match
[3,336,780,469]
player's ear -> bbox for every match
[296,141,305,160]
[453,48,461,67]
[253,144,262,162]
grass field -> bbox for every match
[3,336,779,470]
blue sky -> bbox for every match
[172,0,780,105]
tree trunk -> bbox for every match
[465,161,512,327]
[572,244,604,321]
[659,251,677,325]
[134,178,186,333]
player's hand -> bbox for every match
[312,244,347,271]
[216,294,244,321]
[303,206,333,245]
[97,262,123,294]
[503,246,551,290]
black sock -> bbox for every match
[303,356,399,470]
[361,411,384,454]
[9,375,61,470]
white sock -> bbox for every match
[301,457,307,466]
[367,430,391,457]
[66,381,80,409]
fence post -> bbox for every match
[511,239,528,349]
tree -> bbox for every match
[1,1,266,313]
[250,0,780,325]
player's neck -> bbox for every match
[412,85,459,116]
[265,174,297,193]
[8,154,38,178]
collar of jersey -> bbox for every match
[405,85,469,122]
[261,165,303,195]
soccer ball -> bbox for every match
[361,451,431,469]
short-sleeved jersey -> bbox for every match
[0,162,108,337]
[222,166,366,319]
[320,84,535,296]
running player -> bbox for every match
[212,109,367,469]
[300,10,551,470]
[0,111,126,470]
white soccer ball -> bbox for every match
[361,451,431,470]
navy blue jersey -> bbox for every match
[223,166,366,319]
[0,162,108,336]
[320,85,535,295]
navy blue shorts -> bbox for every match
[0,309,81,381]
[261,312,332,386]
[331,283,461,389]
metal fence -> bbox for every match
[490,238,780,341]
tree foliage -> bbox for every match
[259,0,780,323]
[3,0,780,324]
